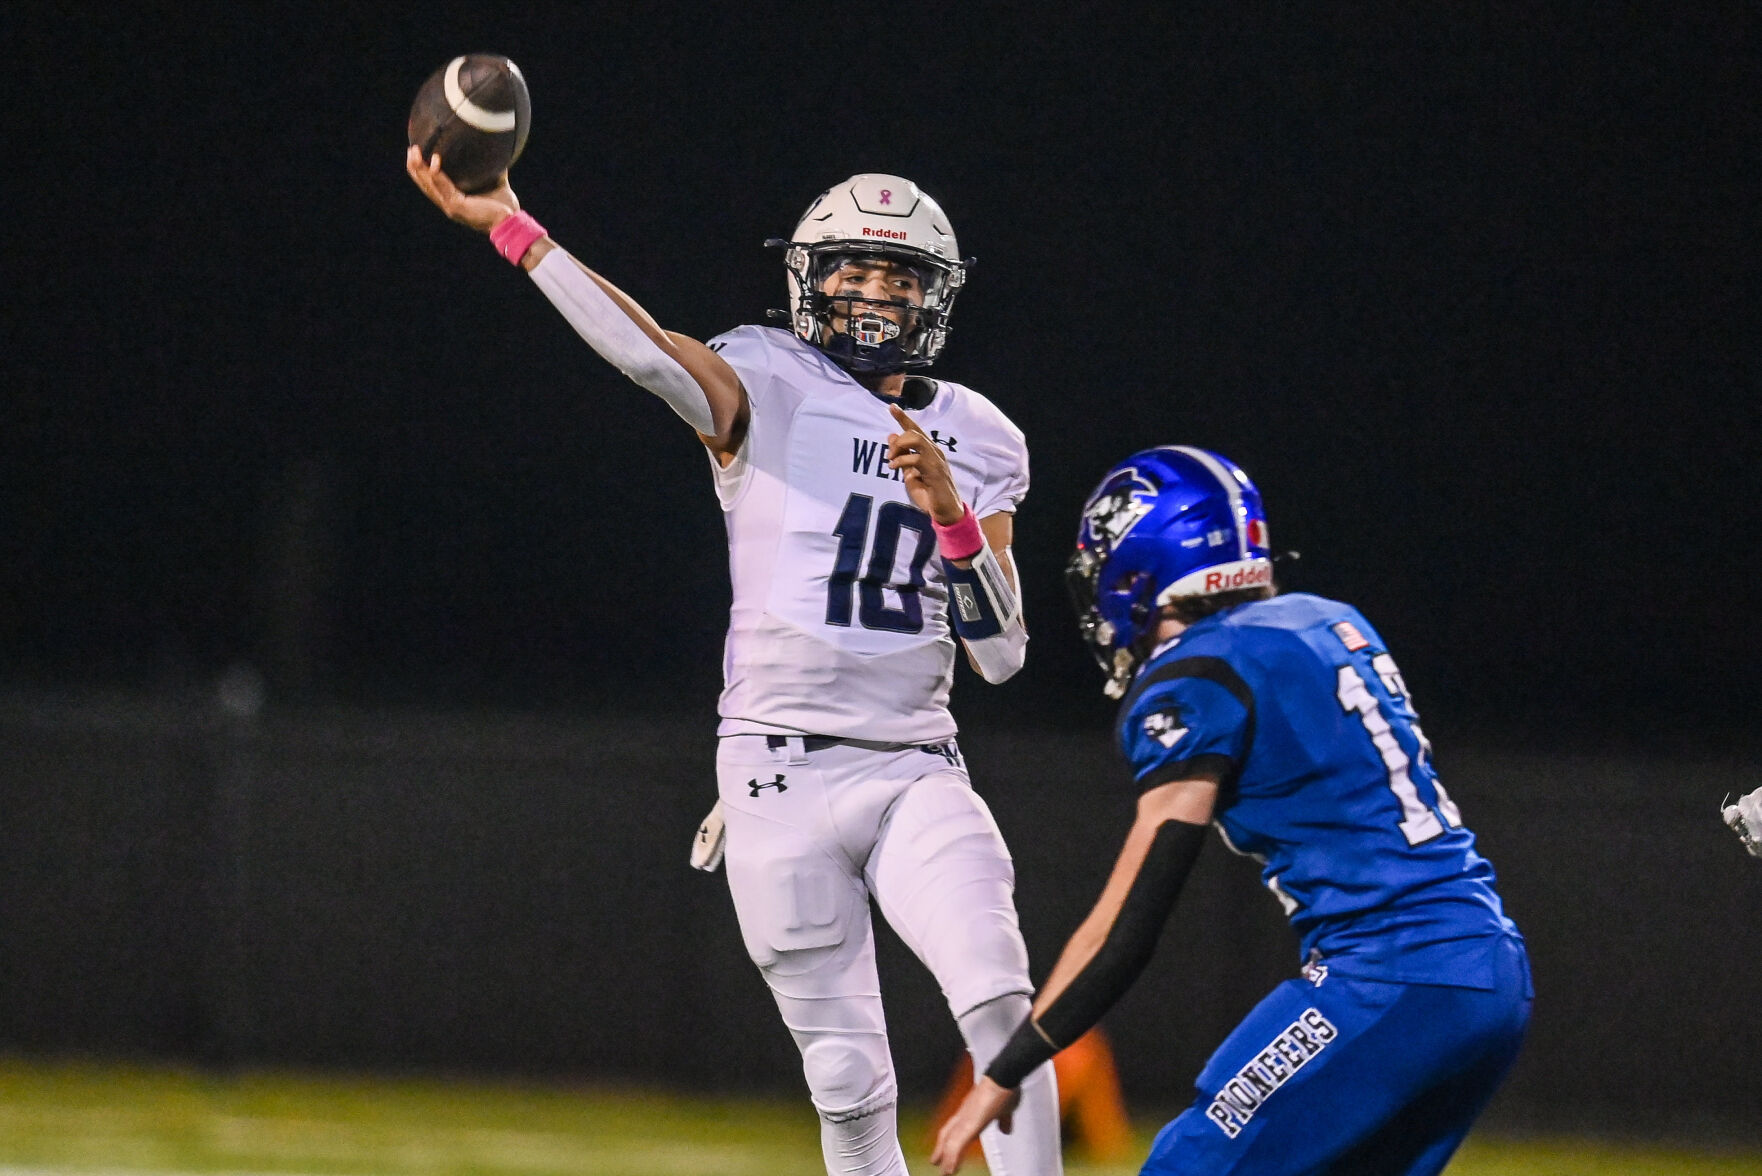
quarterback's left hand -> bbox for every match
[1724,786,1762,858]
[929,1076,1019,1174]
[887,404,964,526]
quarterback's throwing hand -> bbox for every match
[1724,786,1762,858]
[405,144,519,234]
[887,404,964,526]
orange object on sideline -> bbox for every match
[929,1026,1133,1165]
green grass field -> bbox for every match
[0,1058,1755,1176]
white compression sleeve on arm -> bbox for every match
[528,249,716,434]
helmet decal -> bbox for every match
[1082,468,1158,551]
[1169,445,1252,560]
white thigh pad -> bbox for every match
[723,836,873,989]
[748,853,860,961]
[717,752,872,988]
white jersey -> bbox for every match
[706,326,1029,743]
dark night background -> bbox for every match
[4,0,1761,1141]
[9,2,1755,742]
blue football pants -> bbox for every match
[1142,935,1530,1176]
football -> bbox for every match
[407,54,531,194]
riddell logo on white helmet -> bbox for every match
[1159,559,1273,602]
[862,226,909,240]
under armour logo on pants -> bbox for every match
[748,774,788,797]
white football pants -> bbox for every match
[718,734,1062,1176]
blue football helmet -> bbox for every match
[1067,446,1274,697]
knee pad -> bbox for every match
[801,1036,897,1122]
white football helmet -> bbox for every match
[768,174,969,373]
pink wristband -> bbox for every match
[489,211,546,265]
[933,505,984,561]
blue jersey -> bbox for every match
[1118,593,1520,989]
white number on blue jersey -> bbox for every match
[1373,656,1464,828]
[1371,652,1408,698]
[1336,664,1448,846]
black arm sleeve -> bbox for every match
[985,818,1208,1089]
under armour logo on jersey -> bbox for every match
[747,774,788,797]
[1143,709,1188,748]
[929,430,958,452]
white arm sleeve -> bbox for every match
[528,249,716,434]
[954,542,1028,684]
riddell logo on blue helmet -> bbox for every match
[1200,562,1273,594]
[1163,557,1274,600]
